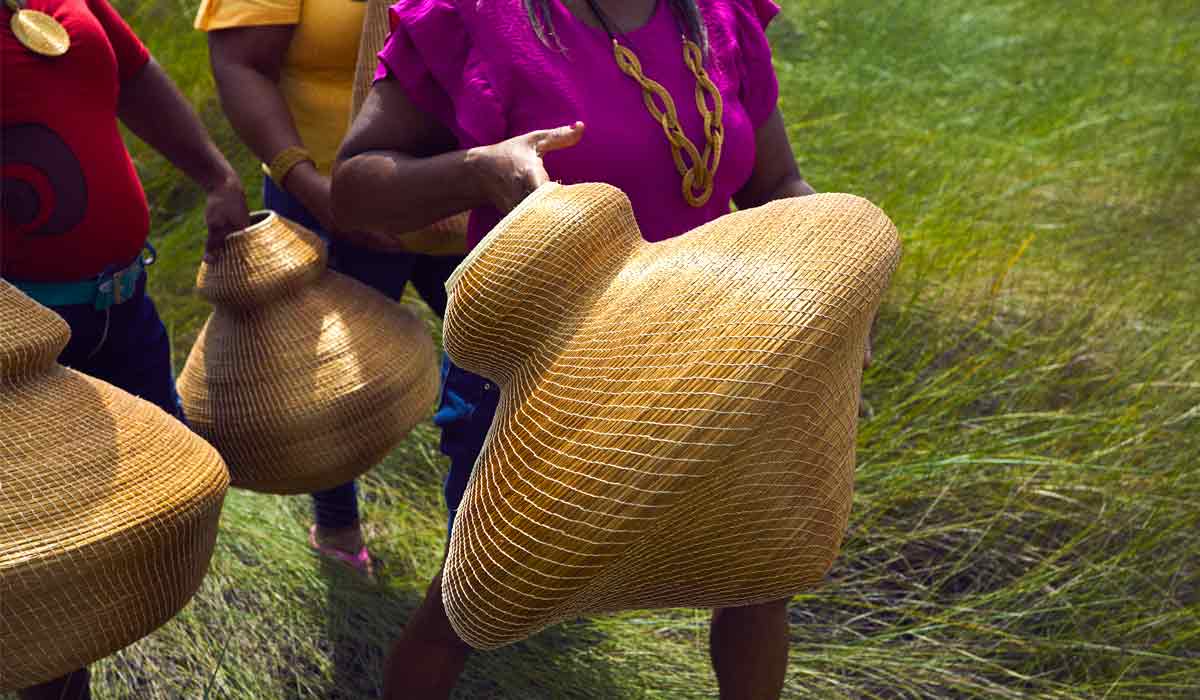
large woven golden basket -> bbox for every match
[349,0,468,256]
[440,183,902,649]
[0,281,229,690]
[176,211,440,494]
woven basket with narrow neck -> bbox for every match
[0,281,229,690]
[176,211,440,494]
[440,183,902,649]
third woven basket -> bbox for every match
[440,183,902,649]
[176,211,440,494]
[0,281,228,690]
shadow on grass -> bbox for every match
[314,559,400,700]
[453,619,628,700]
[311,559,628,700]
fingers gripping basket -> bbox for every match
[0,282,229,690]
[440,183,902,649]
[176,212,440,494]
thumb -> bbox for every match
[534,121,585,155]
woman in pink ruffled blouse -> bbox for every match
[333,1,825,697]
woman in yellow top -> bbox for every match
[195,0,465,572]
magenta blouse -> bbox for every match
[376,0,781,247]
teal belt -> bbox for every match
[9,243,157,311]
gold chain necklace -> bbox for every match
[6,0,70,57]
[583,0,724,207]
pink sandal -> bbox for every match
[309,525,374,578]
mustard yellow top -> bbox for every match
[194,0,363,175]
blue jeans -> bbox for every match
[49,271,184,421]
[433,356,500,538]
[264,177,464,529]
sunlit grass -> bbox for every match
[9,0,1195,697]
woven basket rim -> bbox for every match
[225,209,282,243]
[444,183,564,297]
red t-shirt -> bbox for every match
[2,0,151,281]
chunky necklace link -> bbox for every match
[584,0,724,207]
[611,36,723,207]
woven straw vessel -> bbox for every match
[349,0,468,255]
[176,212,440,494]
[0,281,229,690]
[440,183,902,649]
[350,0,391,122]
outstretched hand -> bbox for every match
[468,122,585,213]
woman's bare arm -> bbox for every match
[333,78,583,234]
[733,108,815,210]
[734,109,874,368]
[116,58,248,259]
[207,26,298,168]
[208,26,339,231]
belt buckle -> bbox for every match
[93,255,142,311]
[111,267,127,305]
[94,275,116,311]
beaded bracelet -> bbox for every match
[264,146,315,185]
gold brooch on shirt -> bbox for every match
[7,0,70,57]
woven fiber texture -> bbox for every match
[349,0,468,256]
[350,0,390,122]
[176,211,440,494]
[0,281,229,690]
[440,183,902,649]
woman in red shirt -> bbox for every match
[3,0,248,697]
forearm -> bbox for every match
[210,58,303,173]
[117,59,237,191]
[332,149,486,234]
[334,79,580,234]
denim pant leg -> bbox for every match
[53,273,184,422]
[433,356,501,539]
[263,175,324,234]
[328,238,415,302]
[409,253,466,319]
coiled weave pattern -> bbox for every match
[177,212,440,494]
[0,281,229,690]
[440,183,901,649]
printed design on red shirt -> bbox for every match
[2,122,88,237]
[2,0,151,280]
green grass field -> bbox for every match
[14,0,1199,697]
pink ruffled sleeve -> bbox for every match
[734,0,781,128]
[374,0,506,146]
